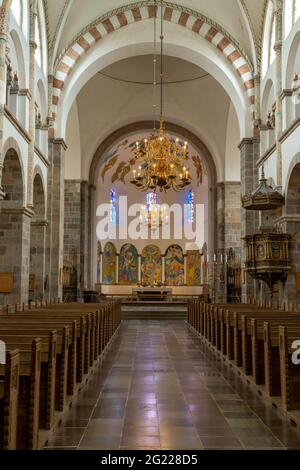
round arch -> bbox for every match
[283,29,300,89]
[284,152,300,196]
[261,77,275,122]
[53,2,254,116]
[9,28,27,88]
[89,120,218,188]
[55,20,252,141]
[89,120,218,287]
[3,136,25,193]
[36,78,47,120]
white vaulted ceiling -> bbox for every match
[44,0,267,68]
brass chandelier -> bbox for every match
[130,1,192,193]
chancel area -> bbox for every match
[1,0,300,452]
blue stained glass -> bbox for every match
[187,190,194,223]
[110,189,117,223]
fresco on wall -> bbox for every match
[102,242,116,285]
[99,132,206,187]
[141,245,162,286]
[187,250,202,286]
[118,244,138,285]
[165,245,184,286]
[96,241,102,283]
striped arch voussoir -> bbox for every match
[52,2,255,121]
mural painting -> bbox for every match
[99,132,205,187]
[118,244,138,285]
[187,250,202,286]
[102,242,117,285]
[141,245,162,286]
[165,245,184,286]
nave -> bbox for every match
[44,321,300,451]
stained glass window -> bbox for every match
[110,189,117,224]
[146,192,157,223]
[187,189,194,223]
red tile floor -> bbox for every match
[44,320,300,450]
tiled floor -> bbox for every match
[45,321,300,450]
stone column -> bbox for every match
[216,182,241,302]
[0,5,10,199]
[80,181,89,290]
[88,184,95,289]
[239,138,260,302]
[274,0,283,191]
[47,138,67,299]
[27,4,37,208]
[64,180,81,296]
[116,254,119,284]
[162,255,165,284]
[184,254,187,285]
[30,220,47,301]
[0,205,33,305]
[138,255,141,283]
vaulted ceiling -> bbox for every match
[44,0,267,68]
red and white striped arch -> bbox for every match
[52,2,255,121]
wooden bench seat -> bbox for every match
[0,350,19,450]
[0,339,42,450]
[0,301,122,450]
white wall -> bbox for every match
[225,102,240,181]
[65,99,82,180]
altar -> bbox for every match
[132,287,172,301]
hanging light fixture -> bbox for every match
[130,0,192,193]
[139,192,168,231]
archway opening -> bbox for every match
[0,148,27,305]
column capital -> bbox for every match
[53,138,68,150]
[238,137,260,150]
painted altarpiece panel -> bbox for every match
[187,250,202,286]
[118,244,138,285]
[141,245,162,286]
[165,245,184,286]
[102,242,117,285]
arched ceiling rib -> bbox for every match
[43,0,267,69]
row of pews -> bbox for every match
[0,299,121,450]
[188,300,300,416]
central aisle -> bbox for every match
[45,321,300,450]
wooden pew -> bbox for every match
[0,349,20,450]
[250,318,300,386]
[0,339,41,450]
[0,300,121,449]
[0,321,70,420]
[279,326,300,410]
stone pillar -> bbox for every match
[162,255,165,284]
[64,180,81,296]
[80,181,89,290]
[47,138,67,299]
[27,4,37,207]
[184,254,187,285]
[0,205,33,305]
[274,0,283,191]
[138,255,141,283]
[116,254,119,284]
[0,5,10,199]
[239,138,260,302]
[30,220,47,301]
[88,184,95,289]
[216,182,241,302]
